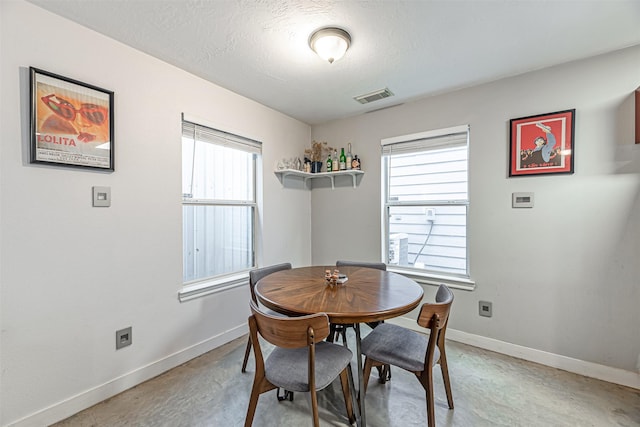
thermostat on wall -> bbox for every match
[512,192,534,208]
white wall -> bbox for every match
[2,0,639,424]
[311,46,640,375]
[0,1,311,425]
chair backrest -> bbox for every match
[248,263,292,304]
[433,284,454,344]
[435,283,453,304]
[248,300,329,395]
[416,284,453,369]
[417,299,452,331]
[249,300,330,348]
[336,260,387,271]
[419,284,453,330]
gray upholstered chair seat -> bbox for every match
[266,342,353,392]
[361,323,440,372]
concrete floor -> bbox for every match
[53,334,640,426]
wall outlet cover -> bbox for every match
[116,326,132,349]
[479,301,493,317]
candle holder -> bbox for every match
[325,269,347,287]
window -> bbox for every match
[382,125,469,280]
[182,117,260,289]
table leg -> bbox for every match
[354,323,366,427]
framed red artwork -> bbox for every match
[509,109,575,177]
[30,67,114,171]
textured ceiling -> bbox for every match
[27,0,640,125]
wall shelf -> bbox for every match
[274,169,364,189]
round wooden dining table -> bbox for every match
[255,265,423,323]
[255,265,424,427]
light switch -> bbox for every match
[93,186,111,207]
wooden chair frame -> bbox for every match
[245,301,355,427]
[362,286,454,426]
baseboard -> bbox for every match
[12,319,640,426]
[8,325,247,427]
[387,316,640,390]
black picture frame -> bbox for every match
[509,109,575,177]
[30,67,114,171]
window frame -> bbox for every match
[179,114,260,301]
[381,125,475,291]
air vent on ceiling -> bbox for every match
[354,88,394,104]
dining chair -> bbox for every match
[360,284,454,427]
[241,263,292,374]
[245,300,356,427]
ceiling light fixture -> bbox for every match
[309,27,351,64]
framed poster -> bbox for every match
[30,67,114,171]
[509,109,575,177]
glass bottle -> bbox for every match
[353,155,360,170]
[332,150,339,171]
[346,143,353,170]
[339,148,346,170]
[326,153,332,173]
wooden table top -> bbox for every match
[255,266,424,324]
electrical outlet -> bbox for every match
[426,208,436,221]
[479,301,492,317]
[116,327,132,349]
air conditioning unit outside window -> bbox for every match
[389,233,408,265]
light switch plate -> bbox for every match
[512,192,534,208]
[92,186,111,207]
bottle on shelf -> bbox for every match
[332,149,339,171]
[326,153,332,173]
[346,143,353,170]
[352,155,361,170]
[339,148,346,170]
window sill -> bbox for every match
[179,272,249,302]
[386,267,475,291]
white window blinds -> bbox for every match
[381,125,469,156]
[182,119,261,155]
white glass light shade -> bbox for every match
[309,27,351,64]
